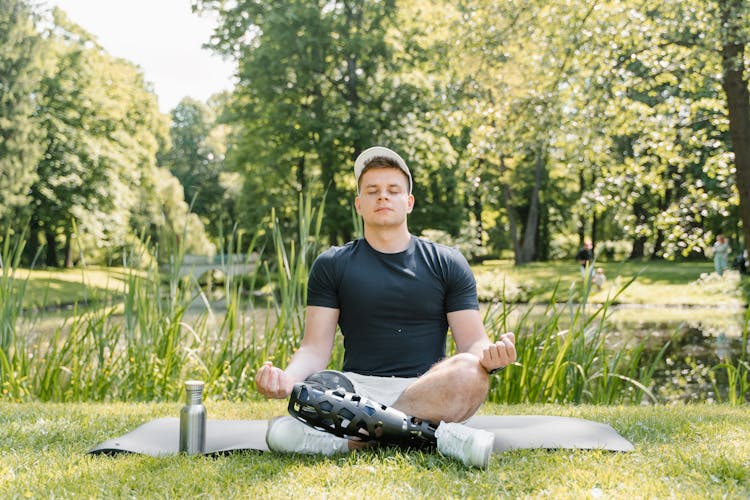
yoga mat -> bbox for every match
[87,415,634,456]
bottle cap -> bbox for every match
[185,380,204,392]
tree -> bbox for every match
[432,0,599,264]
[159,97,237,239]
[27,9,171,266]
[198,0,425,243]
[0,0,43,223]
[717,0,750,255]
[584,1,739,259]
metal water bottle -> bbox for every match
[179,380,206,454]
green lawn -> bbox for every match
[474,259,747,306]
[13,266,132,309]
[14,259,747,310]
[1,401,747,498]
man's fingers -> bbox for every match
[256,362,284,398]
[482,335,517,369]
[496,333,516,363]
[503,339,517,363]
[483,342,504,364]
[256,362,273,386]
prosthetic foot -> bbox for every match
[288,380,437,449]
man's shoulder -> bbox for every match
[316,239,364,261]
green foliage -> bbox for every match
[485,281,668,405]
[21,9,168,265]
[0,230,40,400]
[420,225,487,262]
[198,0,445,243]
[159,98,239,239]
[3,0,748,264]
[710,308,750,405]
[0,0,43,221]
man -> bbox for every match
[255,146,517,468]
[576,240,593,279]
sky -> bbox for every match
[45,0,237,113]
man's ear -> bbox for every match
[406,194,415,214]
[355,196,362,214]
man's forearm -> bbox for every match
[283,345,331,383]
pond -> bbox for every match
[607,305,748,403]
[504,303,749,403]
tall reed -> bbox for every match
[1,201,747,405]
[0,232,32,400]
[710,307,750,404]
[486,275,667,404]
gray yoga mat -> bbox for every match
[87,415,634,456]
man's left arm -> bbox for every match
[447,309,516,373]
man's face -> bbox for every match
[355,167,414,227]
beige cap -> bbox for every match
[354,146,412,193]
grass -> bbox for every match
[18,266,132,310]
[473,259,747,306]
[0,401,747,498]
[15,258,746,311]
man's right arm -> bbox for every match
[255,305,339,399]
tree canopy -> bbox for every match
[2,0,749,266]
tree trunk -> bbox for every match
[297,155,306,193]
[578,169,586,247]
[591,211,598,253]
[45,229,57,267]
[64,230,73,268]
[629,203,648,260]
[630,236,647,260]
[519,144,545,264]
[499,155,522,264]
[719,0,750,256]
[472,188,483,248]
[23,218,41,265]
[651,229,664,260]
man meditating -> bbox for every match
[255,146,517,468]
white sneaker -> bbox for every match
[265,416,349,456]
[435,422,494,469]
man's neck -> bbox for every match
[364,226,411,253]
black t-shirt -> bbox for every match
[576,247,592,264]
[307,235,479,377]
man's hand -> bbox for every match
[480,332,517,373]
[255,361,295,399]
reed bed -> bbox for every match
[0,202,747,405]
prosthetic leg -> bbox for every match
[287,373,437,449]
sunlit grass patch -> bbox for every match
[21,266,134,309]
[0,402,747,498]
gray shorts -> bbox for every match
[342,372,418,407]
